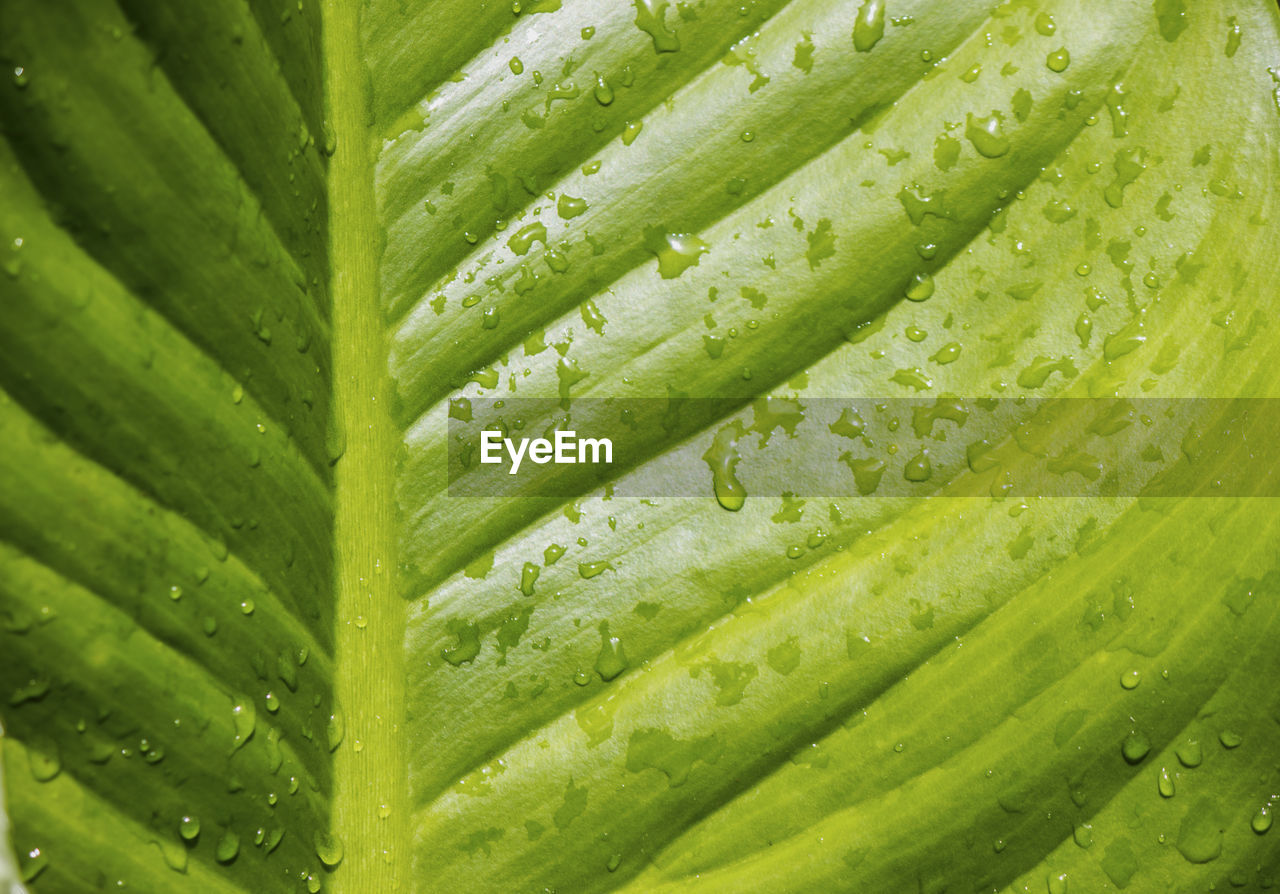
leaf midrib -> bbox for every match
[322,3,409,892]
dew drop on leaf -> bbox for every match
[178,815,200,841]
[19,846,48,883]
[965,111,1010,158]
[1122,730,1151,763]
[579,560,612,579]
[905,271,935,302]
[903,450,932,482]
[231,697,256,751]
[216,830,240,863]
[633,0,679,53]
[703,422,746,510]
[1176,737,1202,767]
[593,75,613,106]
[852,0,885,52]
[152,835,189,873]
[643,226,709,278]
[594,621,628,681]
[519,562,540,596]
[27,738,61,782]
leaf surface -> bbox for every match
[2,1,1280,892]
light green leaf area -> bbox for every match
[2,1,1279,892]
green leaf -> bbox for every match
[3,1,1280,892]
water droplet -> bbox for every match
[905,271,935,301]
[622,120,643,145]
[10,676,50,706]
[578,560,613,579]
[903,450,932,482]
[965,111,1011,158]
[1122,730,1150,764]
[643,226,709,278]
[1155,0,1188,42]
[1253,805,1273,834]
[216,830,240,863]
[1104,147,1147,208]
[853,0,885,52]
[1158,766,1175,797]
[1047,872,1068,894]
[19,846,48,882]
[314,831,343,868]
[633,0,680,53]
[931,342,961,364]
[1034,12,1057,35]
[509,57,524,74]
[179,815,201,841]
[265,827,284,853]
[27,739,61,782]
[507,221,547,255]
[594,622,629,681]
[557,194,588,219]
[1046,48,1070,72]
[307,872,322,893]
[1121,669,1141,689]
[323,708,344,752]
[1218,729,1242,748]
[704,422,746,510]
[1105,82,1129,137]
[232,697,256,751]
[1176,737,1202,767]
[240,598,255,615]
[153,835,189,873]
[593,74,614,105]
